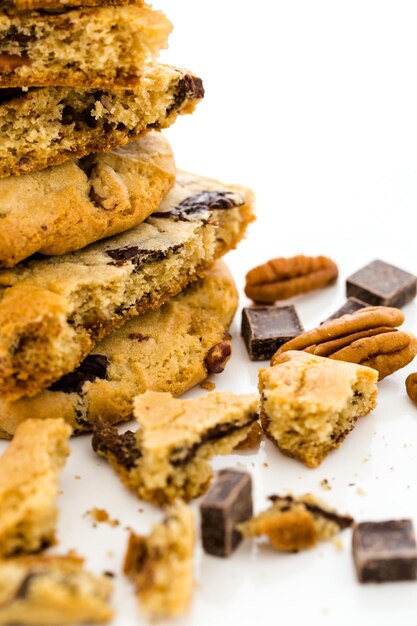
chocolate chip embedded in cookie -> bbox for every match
[239,493,353,552]
[92,390,259,505]
[260,351,378,468]
[0,553,113,625]
[274,306,417,380]
[124,502,195,618]
[245,255,338,303]
[0,419,71,557]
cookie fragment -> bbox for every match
[124,502,195,618]
[346,260,417,308]
[0,418,71,557]
[92,390,259,504]
[259,351,378,468]
[200,469,253,557]
[352,520,417,583]
[0,553,113,624]
[240,494,353,552]
[241,305,303,361]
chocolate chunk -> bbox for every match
[92,421,141,469]
[166,74,205,115]
[49,354,109,393]
[200,469,253,557]
[346,260,417,308]
[152,190,242,222]
[323,298,368,323]
[352,520,417,583]
[106,243,183,266]
[14,572,38,600]
[241,305,303,361]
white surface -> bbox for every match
[3,1,417,624]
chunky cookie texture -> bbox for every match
[0,171,254,401]
[0,553,113,624]
[0,263,238,437]
[0,5,171,88]
[92,390,259,505]
[0,63,203,178]
[239,494,353,552]
[9,0,141,10]
[259,351,378,468]
[274,305,417,380]
[0,418,71,557]
[0,132,175,268]
[124,502,195,618]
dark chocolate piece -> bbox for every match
[152,190,243,223]
[200,469,253,557]
[105,243,183,266]
[49,354,109,393]
[346,260,417,308]
[352,520,417,583]
[92,421,141,469]
[166,74,205,115]
[241,305,303,361]
[323,298,368,323]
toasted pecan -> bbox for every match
[273,306,417,380]
[406,372,417,405]
[244,255,338,303]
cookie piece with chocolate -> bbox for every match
[0,132,175,268]
[239,494,353,552]
[10,0,141,10]
[0,263,238,437]
[259,351,378,468]
[0,63,203,178]
[124,502,194,618]
[0,5,171,89]
[0,419,71,557]
[0,553,113,624]
[0,171,254,401]
[92,390,259,505]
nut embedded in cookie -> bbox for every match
[0,418,71,557]
[92,390,259,505]
[259,351,378,468]
[274,305,417,380]
[239,493,353,552]
[124,502,195,618]
[245,255,338,303]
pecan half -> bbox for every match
[272,306,417,380]
[204,341,232,374]
[406,373,417,406]
[244,255,338,303]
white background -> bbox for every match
[3,1,417,624]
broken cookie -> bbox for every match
[239,494,353,552]
[0,553,113,624]
[259,351,378,468]
[124,502,194,618]
[92,390,259,504]
[0,418,71,557]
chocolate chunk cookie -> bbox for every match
[0,263,238,437]
[0,171,254,401]
[0,132,175,267]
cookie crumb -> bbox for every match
[200,380,216,391]
[320,479,331,491]
[332,537,343,551]
[263,462,269,468]
[74,475,81,480]
[356,487,366,496]
[104,571,115,578]
[87,508,119,527]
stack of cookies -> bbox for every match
[0,0,255,437]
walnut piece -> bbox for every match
[204,341,232,374]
